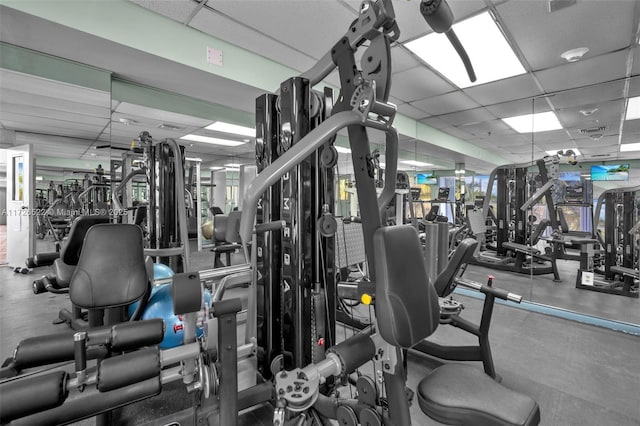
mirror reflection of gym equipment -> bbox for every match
[1,0,639,425]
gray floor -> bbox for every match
[1,240,639,425]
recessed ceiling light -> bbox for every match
[620,142,640,152]
[206,121,255,137]
[402,160,432,167]
[119,118,137,126]
[209,166,224,171]
[560,47,589,63]
[224,163,242,168]
[545,148,581,156]
[502,111,562,133]
[625,96,640,120]
[335,146,351,154]
[405,12,526,88]
[225,167,240,172]
[580,108,598,116]
[180,134,244,146]
[158,123,183,131]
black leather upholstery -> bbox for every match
[61,216,111,265]
[213,215,228,242]
[373,225,440,348]
[418,364,540,426]
[70,224,148,309]
[433,238,477,297]
[52,259,76,287]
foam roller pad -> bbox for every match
[0,371,68,423]
[110,319,164,351]
[98,347,160,392]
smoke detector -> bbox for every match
[561,47,589,62]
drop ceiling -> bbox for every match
[1,0,640,184]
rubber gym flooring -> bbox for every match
[0,239,638,425]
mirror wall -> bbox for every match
[0,44,112,260]
[1,41,636,327]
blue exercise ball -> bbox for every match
[129,282,211,349]
[153,263,175,281]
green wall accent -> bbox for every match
[112,79,254,128]
[0,42,111,91]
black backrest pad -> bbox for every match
[61,215,111,265]
[433,238,478,297]
[70,224,148,309]
[225,210,242,243]
[374,225,440,348]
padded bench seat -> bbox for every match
[503,242,541,256]
[610,266,639,279]
[418,364,540,426]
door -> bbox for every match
[6,145,35,266]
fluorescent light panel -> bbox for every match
[545,148,581,156]
[405,12,525,88]
[206,121,255,137]
[620,142,640,152]
[625,97,640,120]
[180,134,244,146]
[225,168,240,172]
[402,160,432,167]
[224,163,242,168]
[502,111,562,133]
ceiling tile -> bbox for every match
[420,116,451,130]
[189,7,316,72]
[207,1,356,61]
[535,50,629,93]
[548,79,626,110]
[412,91,480,116]
[464,73,542,107]
[396,103,429,120]
[130,0,201,24]
[485,98,550,119]
[391,46,421,74]
[438,107,496,127]
[458,119,514,138]
[390,66,455,102]
[496,0,635,71]
[527,129,571,144]
[557,99,624,129]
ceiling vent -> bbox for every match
[158,123,184,131]
[579,125,606,135]
[590,153,611,158]
[549,0,576,13]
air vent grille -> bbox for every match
[579,126,607,134]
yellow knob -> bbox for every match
[361,293,373,305]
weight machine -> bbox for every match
[575,185,640,298]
